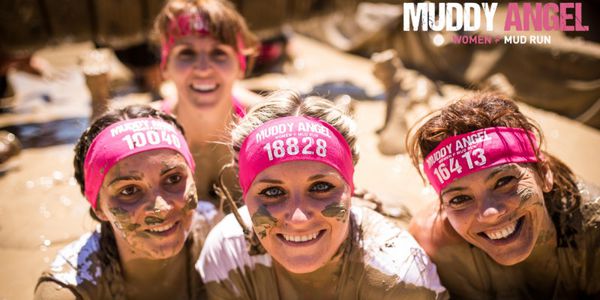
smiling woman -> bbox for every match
[407,93,600,299]
[153,0,260,210]
[196,90,447,300]
[34,105,217,300]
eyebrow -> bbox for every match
[308,174,327,181]
[485,164,518,182]
[108,175,142,187]
[441,186,467,197]
[160,164,185,175]
[256,178,284,184]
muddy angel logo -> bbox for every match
[402,2,589,45]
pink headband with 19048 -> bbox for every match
[83,118,195,209]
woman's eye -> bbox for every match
[166,174,182,185]
[177,49,196,61]
[210,49,228,61]
[495,176,516,189]
[259,187,285,198]
[119,185,140,197]
[447,195,472,208]
[310,182,334,193]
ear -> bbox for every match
[93,202,110,222]
[540,162,554,193]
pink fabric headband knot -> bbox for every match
[83,118,195,209]
[423,127,539,194]
[160,12,247,72]
[238,116,354,198]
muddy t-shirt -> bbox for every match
[36,201,221,299]
[432,181,600,299]
[197,206,448,300]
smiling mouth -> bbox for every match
[478,216,525,242]
[277,230,325,245]
[190,82,218,93]
[145,221,179,235]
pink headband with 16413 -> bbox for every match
[423,127,540,194]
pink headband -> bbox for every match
[160,12,246,73]
[238,116,354,198]
[83,118,195,209]
[423,127,539,194]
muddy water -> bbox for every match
[0,117,88,148]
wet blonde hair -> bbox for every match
[154,0,259,72]
[231,90,360,167]
[217,90,359,254]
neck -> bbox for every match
[121,247,190,299]
[173,97,234,145]
[274,235,350,299]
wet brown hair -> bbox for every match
[407,92,581,248]
[72,105,185,299]
[154,0,259,73]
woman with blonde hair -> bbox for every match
[197,90,447,299]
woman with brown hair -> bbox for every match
[154,0,261,210]
[407,92,600,299]
[34,105,213,299]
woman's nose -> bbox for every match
[290,207,309,222]
[477,197,508,223]
[150,195,173,215]
[193,53,211,72]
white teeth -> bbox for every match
[484,221,517,240]
[282,232,319,243]
[191,82,217,92]
[147,223,176,233]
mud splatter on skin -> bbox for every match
[517,187,535,206]
[183,184,198,212]
[536,229,555,245]
[109,207,142,233]
[145,216,164,225]
[321,203,348,222]
[251,205,278,239]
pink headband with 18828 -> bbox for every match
[423,127,539,194]
[83,118,195,209]
[238,116,354,198]
[160,12,246,72]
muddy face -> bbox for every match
[321,203,348,222]
[96,149,197,261]
[440,163,555,266]
[251,205,278,238]
[245,161,352,274]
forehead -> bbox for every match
[441,163,532,191]
[105,149,186,176]
[254,161,342,182]
[171,34,234,49]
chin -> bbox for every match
[279,258,324,274]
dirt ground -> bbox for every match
[0,34,599,300]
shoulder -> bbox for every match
[408,201,465,258]
[577,180,600,230]
[34,280,79,300]
[197,206,272,284]
[41,230,103,288]
[352,206,447,297]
